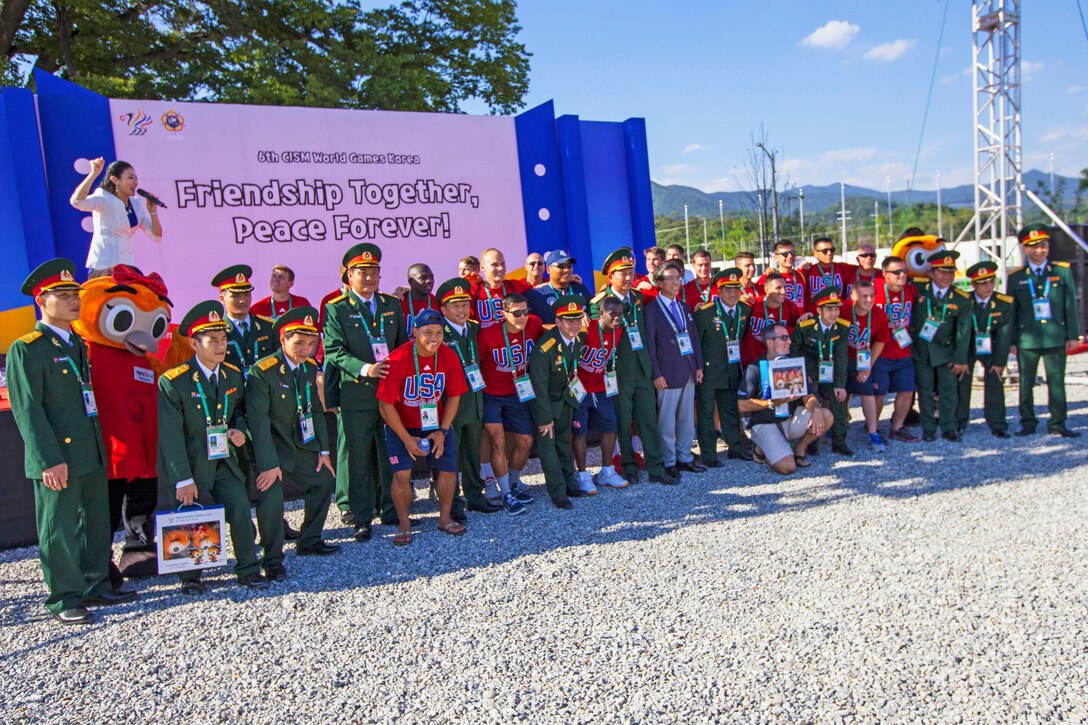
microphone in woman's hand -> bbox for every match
[136,188,168,209]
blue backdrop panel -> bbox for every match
[0,90,41,310]
[577,120,638,274]
[556,114,594,281]
[34,70,115,278]
[515,101,570,267]
[622,117,656,256]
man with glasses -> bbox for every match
[477,293,543,514]
[757,239,807,315]
[955,262,1014,438]
[742,272,801,366]
[805,237,856,315]
[873,255,920,442]
[853,244,883,288]
[910,250,972,442]
[683,249,716,309]
[666,244,696,283]
[590,248,676,485]
[645,260,705,478]
[471,248,532,330]
[525,252,546,287]
[792,287,852,456]
[738,322,833,475]
[526,250,592,323]
[635,246,665,303]
[323,243,408,541]
[1008,224,1082,437]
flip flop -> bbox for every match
[393,530,414,546]
[437,521,466,536]
[794,455,812,468]
[753,447,767,464]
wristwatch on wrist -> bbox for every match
[440,427,450,436]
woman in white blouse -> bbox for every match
[70,157,163,275]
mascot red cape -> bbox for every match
[72,265,172,584]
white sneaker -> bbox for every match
[577,471,597,495]
[484,476,501,503]
[595,468,629,489]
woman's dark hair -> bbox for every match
[99,161,133,194]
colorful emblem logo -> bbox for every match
[119,111,154,136]
[161,109,185,133]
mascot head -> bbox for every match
[891,228,946,280]
[162,529,191,560]
[73,265,172,355]
[191,524,221,551]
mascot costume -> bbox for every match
[72,265,172,585]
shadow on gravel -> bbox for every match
[1,408,1084,637]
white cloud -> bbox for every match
[800,20,860,51]
[682,143,711,154]
[863,39,917,62]
[941,66,971,84]
[821,147,878,163]
[660,163,690,175]
[1021,60,1044,81]
[1067,84,1085,95]
[1039,125,1088,143]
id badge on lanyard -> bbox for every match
[299,413,315,443]
[727,340,741,364]
[464,363,486,392]
[627,326,644,351]
[975,333,993,355]
[676,331,694,357]
[919,319,940,342]
[82,384,99,417]
[420,403,440,431]
[568,375,588,404]
[774,402,790,419]
[370,336,390,362]
[514,375,536,402]
[1033,299,1052,321]
[207,424,229,460]
[604,370,619,397]
[893,326,913,348]
[818,361,834,383]
[856,350,871,371]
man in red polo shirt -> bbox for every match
[756,239,807,315]
[251,265,311,320]
[683,249,715,309]
[742,272,801,366]
[471,248,531,329]
[872,254,920,442]
[377,308,468,545]
[634,246,664,303]
[804,237,856,315]
[735,252,760,304]
[852,243,883,291]
[842,278,891,452]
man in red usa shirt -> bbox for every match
[756,239,807,315]
[805,237,857,315]
[476,293,543,515]
[377,309,468,546]
[841,278,891,452]
[742,272,802,366]
[470,248,532,329]
[872,255,920,442]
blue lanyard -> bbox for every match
[1026,272,1050,300]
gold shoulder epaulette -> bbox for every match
[799,318,816,328]
[1054,261,1070,268]
[17,330,42,344]
[164,364,189,380]
[467,319,479,327]
[996,293,1013,304]
[540,337,556,352]
[222,362,241,373]
[590,290,608,304]
[255,314,274,325]
[306,357,317,365]
[257,356,279,371]
[954,288,970,299]
[1007,266,1024,276]
[836,318,851,327]
[738,300,753,311]
[329,293,347,305]
[697,300,715,311]
[380,292,400,304]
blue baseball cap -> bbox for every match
[414,308,444,329]
[544,250,576,267]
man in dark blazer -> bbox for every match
[644,260,705,478]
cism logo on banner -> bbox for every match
[119,111,154,136]
[492,342,534,371]
[403,373,446,402]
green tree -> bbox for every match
[2,0,530,114]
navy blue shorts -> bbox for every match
[384,426,458,473]
[482,393,534,436]
[872,356,915,395]
[571,392,618,437]
[845,361,877,396]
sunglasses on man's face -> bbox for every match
[527,261,544,267]
[885,269,907,276]
[777,251,796,257]
[507,309,529,317]
[857,253,876,259]
[815,247,835,254]
[765,334,790,342]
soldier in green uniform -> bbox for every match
[528,295,588,509]
[158,301,269,593]
[692,268,754,465]
[245,307,340,581]
[910,250,973,442]
[322,243,408,541]
[589,248,677,485]
[8,258,137,624]
[790,287,852,455]
[212,265,276,374]
[955,262,1014,437]
[1008,224,1082,437]
[437,277,501,517]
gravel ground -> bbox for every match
[2,356,1087,723]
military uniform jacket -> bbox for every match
[589,288,652,380]
[7,323,107,479]
[790,318,850,389]
[528,328,585,425]
[157,358,248,489]
[693,299,751,390]
[442,319,484,425]
[323,291,407,411]
[1007,261,1080,349]
[909,282,972,367]
[225,314,276,373]
[968,293,1014,366]
[245,352,330,474]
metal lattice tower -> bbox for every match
[972,0,1022,275]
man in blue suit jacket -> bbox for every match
[644,260,705,478]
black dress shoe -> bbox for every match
[450,510,468,524]
[83,588,139,606]
[991,429,1011,439]
[297,541,341,556]
[941,430,962,442]
[703,458,724,468]
[263,563,288,581]
[237,573,270,590]
[551,496,573,510]
[831,442,855,457]
[922,431,937,442]
[649,471,679,486]
[665,466,679,478]
[1048,426,1081,438]
[677,460,707,473]
[353,523,372,542]
[622,471,643,484]
[467,500,502,514]
[283,519,301,541]
[340,511,356,526]
[727,448,754,461]
[54,607,92,625]
[1015,426,1036,437]
[180,578,207,596]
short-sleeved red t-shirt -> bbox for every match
[840,301,891,360]
[251,293,312,320]
[873,283,917,360]
[577,319,623,394]
[756,268,807,316]
[400,293,439,337]
[741,298,801,366]
[683,279,715,310]
[376,341,468,429]
[470,279,532,329]
[804,263,856,315]
[476,315,544,396]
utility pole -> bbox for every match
[886,176,893,244]
[799,187,805,245]
[718,199,725,249]
[839,182,848,249]
[936,169,943,238]
[683,204,690,259]
[1049,152,1055,194]
[757,191,766,263]
[872,200,879,245]
[703,218,708,247]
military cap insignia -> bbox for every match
[455,286,464,295]
[60,269,74,282]
[208,310,220,322]
[304,315,314,327]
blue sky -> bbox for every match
[512,1,1088,192]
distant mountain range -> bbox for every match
[651,169,1075,218]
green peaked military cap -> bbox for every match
[22,257,82,297]
[602,247,636,275]
[812,286,843,307]
[927,249,960,269]
[342,243,382,270]
[713,268,744,288]
[552,294,588,318]
[273,305,321,336]
[212,264,254,293]
[180,300,230,337]
[966,261,999,283]
[1018,223,1050,246]
[436,277,473,306]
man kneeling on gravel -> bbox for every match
[738,321,832,475]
